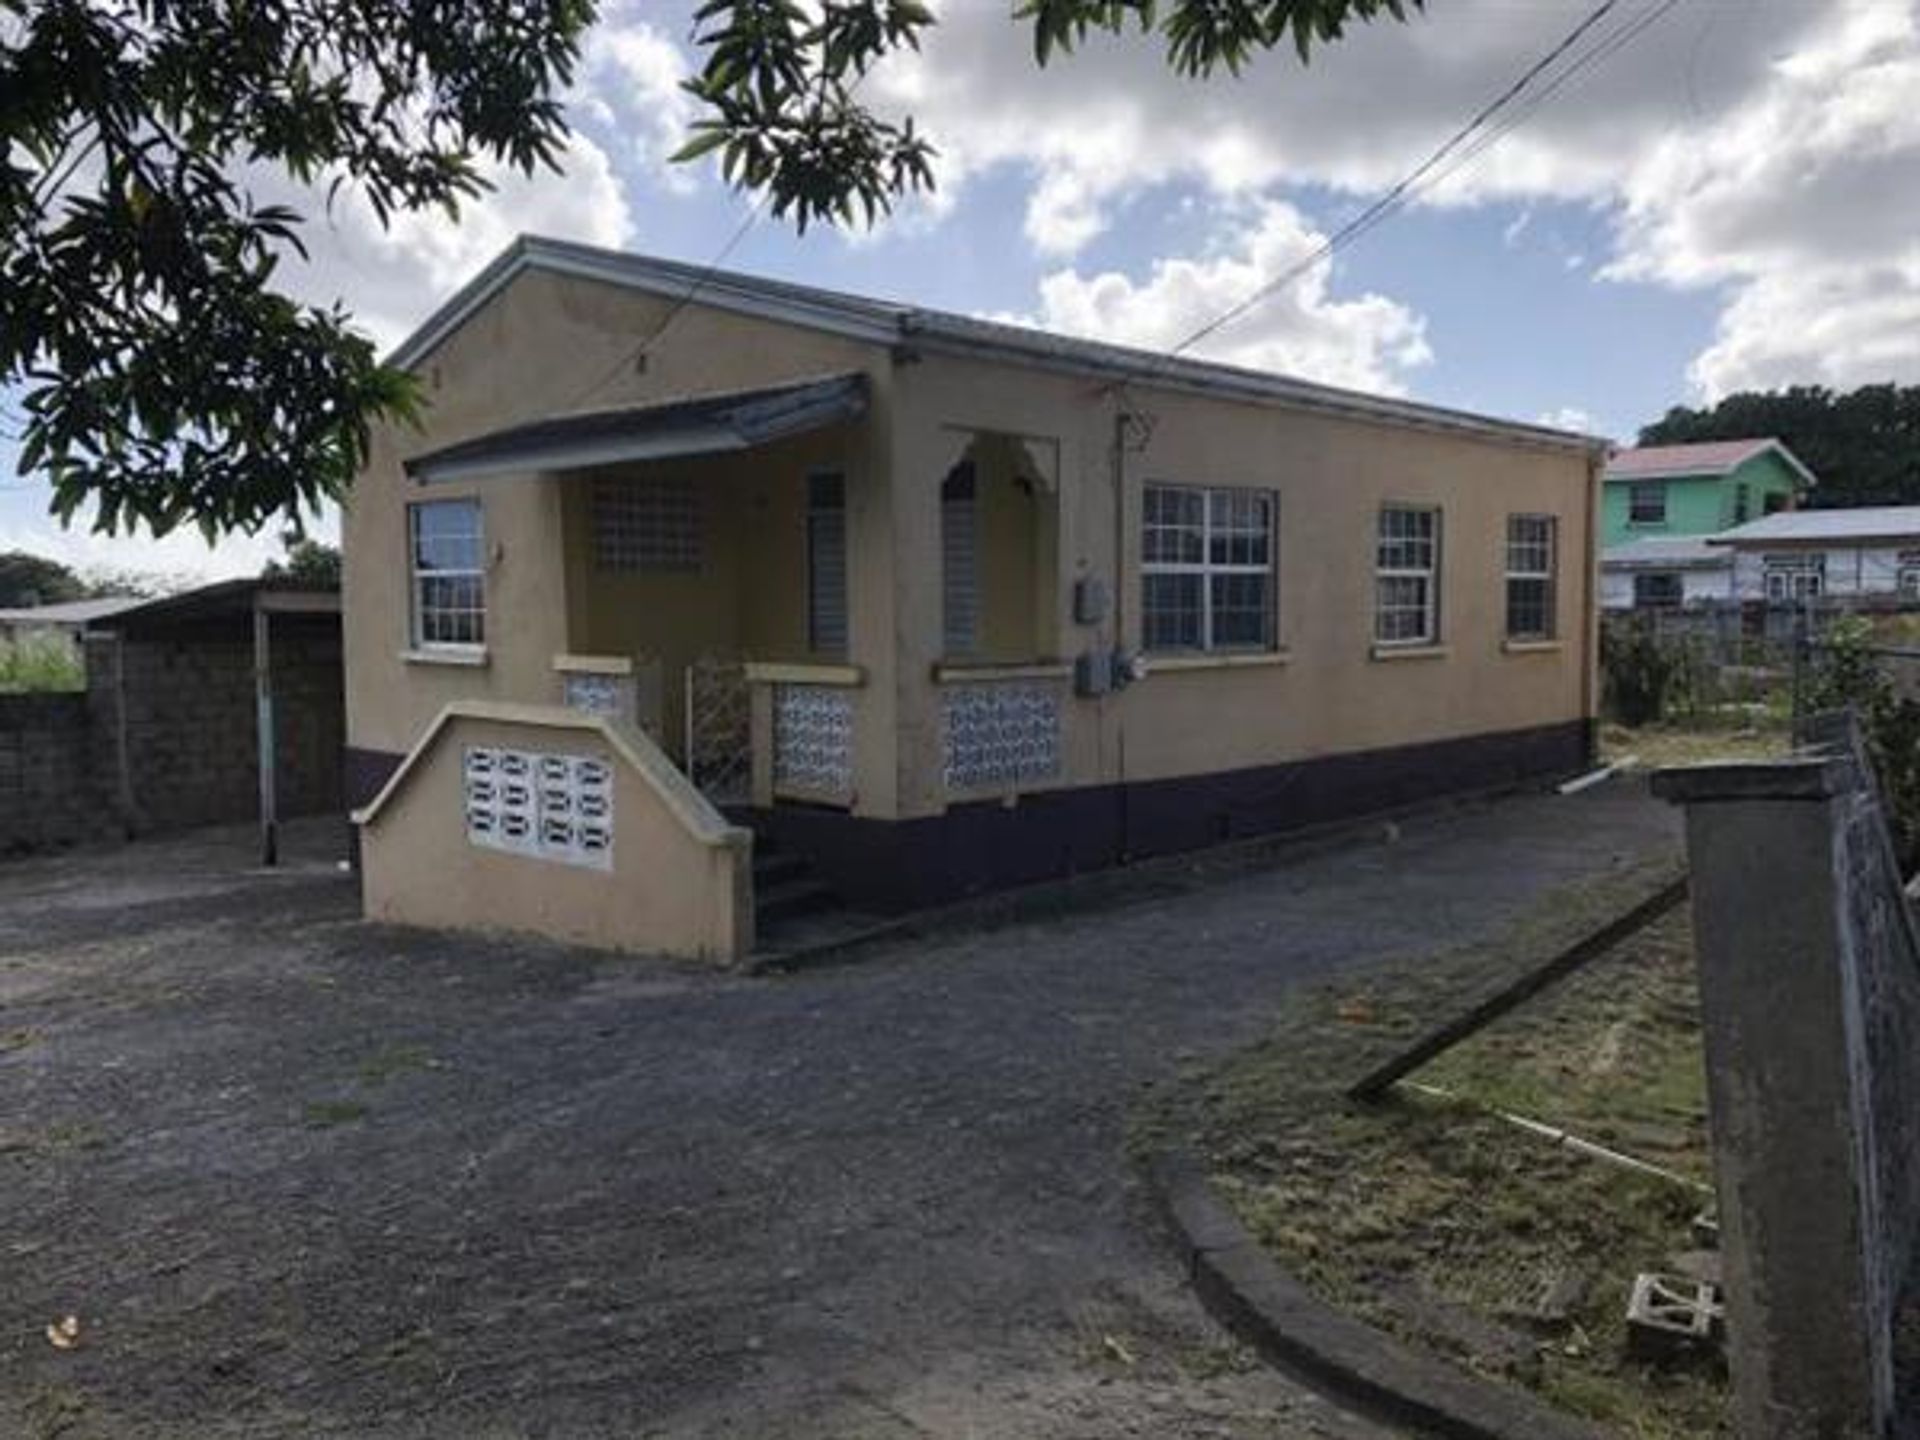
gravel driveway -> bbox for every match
[0,785,1677,1438]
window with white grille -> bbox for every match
[942,460,978,656]
[1141,484,1275,652]
[808,472,848,657]
[463,746,613,870]
[1763,552,1824,602]
[592,474,703,572]
[1375,505,1441,645]
[1504,514,1556,640]
[409,499,485,648]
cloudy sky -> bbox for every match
[6,0,1920,581]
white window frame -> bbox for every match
[408,497,486,651]
[1504,514,1557,640]
[1762,553,1824,603]
[1374,504,1441,646]
[941,460,979,657]
[1139,482,1277,654]
[1628,481,1666,526]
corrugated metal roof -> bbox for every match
[404,373,869,484]
[0,596,146,626]
[385,236,1602,456]
[1603,438,1815,487]
[1601,537,1730,570]
[1710,506,1920,545]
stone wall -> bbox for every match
[0,618,343,855]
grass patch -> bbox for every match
[355,1044,434,1085]
[0,634,83,694]
[1601,719,1788,772]
[303,1099,369,1129]
[1137,859,1728,1438]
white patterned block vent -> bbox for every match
[943,684,1062,791]
[772,685,853,797]
[464,746,613,870]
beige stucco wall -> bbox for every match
[343,267,896,807]
[557,425,858,760]
[346,261,1597,839]
[357,706,752,962]
[889,351,1598,819]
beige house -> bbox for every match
[347,236,1604,963]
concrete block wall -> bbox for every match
[98,626,344,832]
[0,620,344,856]
[0,692,115,853]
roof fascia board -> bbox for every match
[387,241,901,373]
[906,327,1599,456]
[1603,466,1735,482]
[413,424,746,484]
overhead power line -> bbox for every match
[1152,0,1686,371]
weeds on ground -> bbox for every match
[1136,862,1728,1438]
[0,635,83,693]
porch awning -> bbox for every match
[404,372,868,484]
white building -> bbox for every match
[1712,506,1920,603]
[1599,536,1732,609]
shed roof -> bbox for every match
[1709,506,1920,547]
[386,235,1602,457]
[405,372,869,484]
[1604,438,1816,488]
[1601,537,1730,571]
[0,596,147,626]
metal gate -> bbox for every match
[683,656,752,805]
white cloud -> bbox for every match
[1605,1,1920,396]
[873,0,1920,400]
[1007,201,1431,395]
[1536,405,1597,435]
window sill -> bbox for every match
[401,646,489,668]
[1501,638,1564,655]
[1143,649,1292,674]
[553,652,633,676]
[743,661,865,688]
[1370,643,1450,662]
[933,661,1073,684]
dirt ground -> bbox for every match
[0,788,1677,1439]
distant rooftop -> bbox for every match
[1711,506,1920,546]
[0,596,146,626]
[1601,536,1729,570]
[1604,438,1816,487]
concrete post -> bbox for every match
[1653,758,1889,1438]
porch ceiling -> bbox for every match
[404,372,868,484]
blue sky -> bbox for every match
[4,0,1912,580]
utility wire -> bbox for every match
[1151,0,1679,371]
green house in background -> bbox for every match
[1601,438,1815,546]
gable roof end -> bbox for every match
[1604,438,1817,488]
[385,235,1604,457]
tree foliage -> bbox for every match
[262,537,341,590]
[0,549,86,607]
[1640,384,1920,510]
[5,0,1412,541]
[677,0,1420,229]
[3,0,593,539]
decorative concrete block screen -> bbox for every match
[463,746,613,870]
[772,684,852,797]
[562,670,635,724]
[1656,713,1920,1436]
[942,682,1061,791]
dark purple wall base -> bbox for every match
[754,718,1596,915]
[346,718,1595,916]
